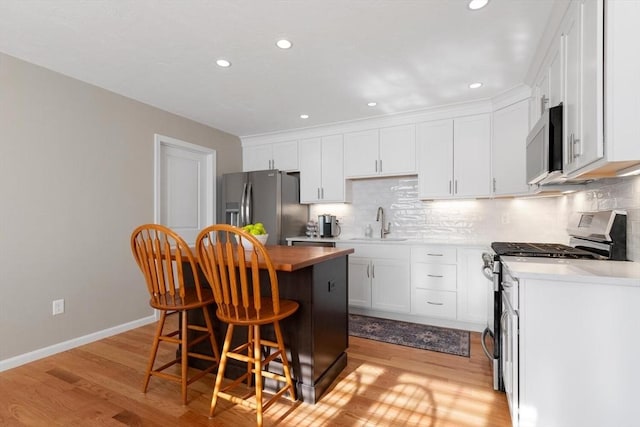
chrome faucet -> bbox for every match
[376,206,391,239]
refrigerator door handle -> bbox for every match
[246,181,253,225]
[240,182,248,225]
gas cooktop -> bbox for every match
[491,242,598,259]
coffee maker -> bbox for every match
[318,214,340,237]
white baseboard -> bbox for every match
[0,315,156,372]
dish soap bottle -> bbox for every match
[365,224,373,238]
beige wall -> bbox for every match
[0,53,242,361]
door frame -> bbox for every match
[153,133,217,229]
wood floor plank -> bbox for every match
[0,320,510,426]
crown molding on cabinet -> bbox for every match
[524,0,572,86]
[241,98,497,147]
[491,84,532,111]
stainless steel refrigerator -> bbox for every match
[221,170,308,245]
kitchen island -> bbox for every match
[187,245,354,404]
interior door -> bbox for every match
[155,134,216,244]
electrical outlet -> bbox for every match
[52,299,65,315]
[501,213,511,225]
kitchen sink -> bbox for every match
[347,237,407,242]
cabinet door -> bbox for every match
[371,258,410,313]
[272,140,299,171]
[536,70,550,120]
[416,119,454,199]
[379,124,416,175]
[243,144,273,171]
[454,114,491,198]
[320,135,345,202]
[347,257,371,308]
[492,100,530,196]
[579,0,604,167]
[344,129,379,178]
[299,137,322,203]
[563,1,582,173]
[548,46,563,109]
[456,248,489,324]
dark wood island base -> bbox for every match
[187,246,354,404]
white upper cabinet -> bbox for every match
[343,129,379,177]
[417,119,454,199]
[549,47,563,111]
[243,140,299,172]
[557,0,640,177]
[532,42,562,128]
[418,114,491,199]
[562,0,590,174]
[492,100,530,196]
[344,124,416,178]
[454,115,491,197]
[299,134,347,203]
[379,124,416,175]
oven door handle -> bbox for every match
[480,327,494,361]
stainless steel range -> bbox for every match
[481,210,627,391]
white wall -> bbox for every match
[310,175,640,262]
[0,53,242,363]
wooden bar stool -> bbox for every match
[196,224,298,427]
[130,224,220,404]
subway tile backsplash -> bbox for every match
[309,175,640,262]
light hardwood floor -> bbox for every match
[0,319,511,426]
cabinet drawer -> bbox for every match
[412,289,457,319]
[411,246,457,264]
[412,263,456,291]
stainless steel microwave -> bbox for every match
[526,104,563,184]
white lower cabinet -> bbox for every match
[411,246,457,320]
[506,266,640,427]
[371,258,411,313]
[338,242,488,331]
[346,257,372,308]
[411,245,489,330]
[337,243,410,314]
[411,289,456,319]
[456,248,489,324]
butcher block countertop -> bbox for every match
[262,245,354,272]
[188,245,355,272]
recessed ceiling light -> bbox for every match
[276,39,293,49]
[367,102,377,107]
[468,0,489,10]
[216,59,231,68]
[300,114,309,119]
[469,82,483,89]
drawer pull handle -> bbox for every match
[427,274,443,278]
[427,253,443,256]
[427,301,444,306]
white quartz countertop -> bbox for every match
[285,235,490,248]
[502,256,640,286]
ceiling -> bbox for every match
[0,0,557,138]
